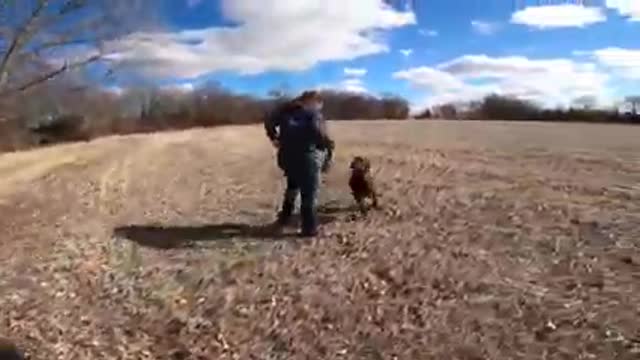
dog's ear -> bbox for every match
[363,157,371,172]
[350,156,362,170]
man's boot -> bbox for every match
[300,211,318,237]
[300,189,319,237]
[275,196,295,228]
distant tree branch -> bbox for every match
[0,0,49,87]
[0,0,160,96]
[0,53,100,96]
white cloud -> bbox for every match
[399,48,414,57]
[393,67,464,93]
[419,29,438,37]
[103,0,415,79]
[591,47,640,78]
[343,67,367,77]
[395,55,612,108]
[606,0,640,21]
[511,4,606,29]
[471,20,500,35]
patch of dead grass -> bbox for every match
[0,121,639,359]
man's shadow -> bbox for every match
[113,206,355,250]
[317,203,362,217]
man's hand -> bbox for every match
[321,141,334,174]
[321,158,332,173]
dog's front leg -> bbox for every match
[356,196,368,215]
[371,192,379,209]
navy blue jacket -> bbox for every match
[265,103,334,155]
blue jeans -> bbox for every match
[277,150,321,234]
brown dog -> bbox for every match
[349,156,379,215]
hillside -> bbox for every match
[1,120,639,359]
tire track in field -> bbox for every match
[94,131,210,224]
[97,149,138,218]
[0,144,106,203]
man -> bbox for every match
[0,337,24,360]
[264,90,334,237]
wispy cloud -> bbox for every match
[590,47,640,79]
[343,67,367,77]
[393,66,464,93]
[399,48,414,57]
[395,54,612,108]
[419,29,438,37]
[186,0,203,8]
[316,77,369,94]
[340,78,368,93]
[471,20,500,35]
[573,47,640,78]
[162,82,196,92]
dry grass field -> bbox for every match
[1,120,639,359]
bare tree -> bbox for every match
[572,95,597,110]
[0,0,160,97]
[625,96,640,115]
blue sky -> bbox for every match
[98,0,639,110]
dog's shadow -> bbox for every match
[113,208,354,250]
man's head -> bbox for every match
[296,90,323,111]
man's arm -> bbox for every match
[310,111,335,171]
[264,108,280,143]
[310,111,334,151]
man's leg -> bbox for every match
[277,173,299,226]
[299,155,321,236]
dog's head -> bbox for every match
[349,156,371,175]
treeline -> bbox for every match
[0,84,409,152]
[418,94,640,124]
[2,85,638,153]
[320,92,410,120]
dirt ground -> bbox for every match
[0,120,639,359]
